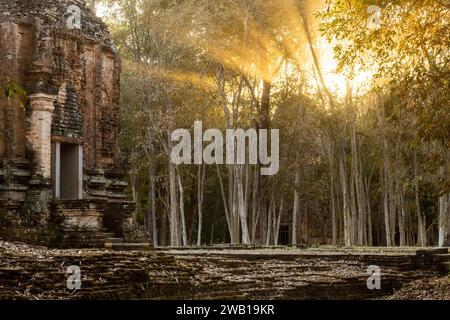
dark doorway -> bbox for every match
[279,225,291,245]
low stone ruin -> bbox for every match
[0,242,448,300]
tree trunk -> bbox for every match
[397,187,405,246]
[168,161,179,246]
[382,139,392,246]
[339,138,352,246]
[177,172,188,246]
[350,172,358,245]
[251,166,260,243]
[438,194,449,247]
[352,127,367,246]
[414,150,426,247]
[197,165,206,246]
[147,122,157,247]
[131,174,138,223]
[364,164,375,246]
[325,140,338,246]
[237,165,251,244]
[216,164,234,243]
[265,196,274,246]
[292,170,300,245]
[274,198,284,245]
[304,200,309,244]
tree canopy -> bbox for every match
[98,0,449,247]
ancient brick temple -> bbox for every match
[0,0,134,248]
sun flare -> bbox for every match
[319,41,373,98]
[95,3,108,18]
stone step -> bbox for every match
[102,232,117,238]
[433,254,450,262]
[439,262,450,272]
[106,238,124,244]
[416,248,449,256]
[105,242,152,251]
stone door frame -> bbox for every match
[52,142,83,200]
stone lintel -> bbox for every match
[51,136,83,145]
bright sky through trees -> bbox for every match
[95,2,108,17]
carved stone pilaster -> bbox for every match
[27,93,57,179]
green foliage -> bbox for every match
[318,0,450,146]
[0,80,27,110]
[319,0,449,190]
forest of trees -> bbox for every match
[98,0,449,248]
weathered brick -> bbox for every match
[0,0,133,247]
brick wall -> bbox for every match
[0,0,133,247]
[0,0,122,173]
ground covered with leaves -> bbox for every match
[0,241,447,300]
[388,276,449,300]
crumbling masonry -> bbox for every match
[0,0,134,248]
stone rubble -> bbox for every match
[0,241,447,300]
